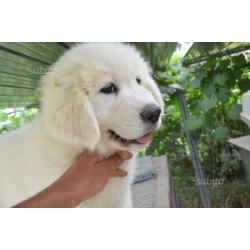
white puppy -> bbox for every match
[0,43,163,207]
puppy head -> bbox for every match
[40,43,163,151]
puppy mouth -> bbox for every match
[108,130,152,146]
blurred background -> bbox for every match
[0,42,250,207]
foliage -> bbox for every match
[172,163,250,208]
[0,108,38,134]
[144,52,250,207]
[150,53,250,176]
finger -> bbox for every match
[98,151,132,164]
[84,151,103,163]
[116,151,133,160]
[111,168,128,177]
[101,154,126,174]
[105,155,123,173]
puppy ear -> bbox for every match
[41,76,100,150]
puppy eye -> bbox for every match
[136,78,141,85]
[100,83,118,94]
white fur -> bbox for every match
[0,43,163,207]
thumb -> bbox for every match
[100,151,133,175]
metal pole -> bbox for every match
[176,90,211,208]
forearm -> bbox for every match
[14,176,84,208]
[13,151,130,208]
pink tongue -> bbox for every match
[137,134,152,144]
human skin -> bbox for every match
[14,151,133,208]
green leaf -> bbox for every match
[170,52,180,65]
[238,79,250,92]
[203,113,214,128]
[227,104,242,120]
[232,54,247,68]
[165,105,176,115]
[11,116,20,126]
[205,59,216,70]
[189,68,205,89]
[189,78,201,88]
[203,84,216,97]
[169,83,183,90]
[217,87,230,102]
[192,102,202,114]
[201,95,217,111]
[219,150,231,162]
[0,112,8,121]
[185,116,203,130]
[218,59,231,71]
[214,72,229,86]
[214,126,229,141]
[160,86,176,94]
[177,68,189,83]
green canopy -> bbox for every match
[133,42,177,70]
[182,42,250,66]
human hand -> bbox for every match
[59,150,133,206]
[14,150,133,208]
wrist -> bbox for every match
[56,173,89,207]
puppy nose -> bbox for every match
[140,104,161,123]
